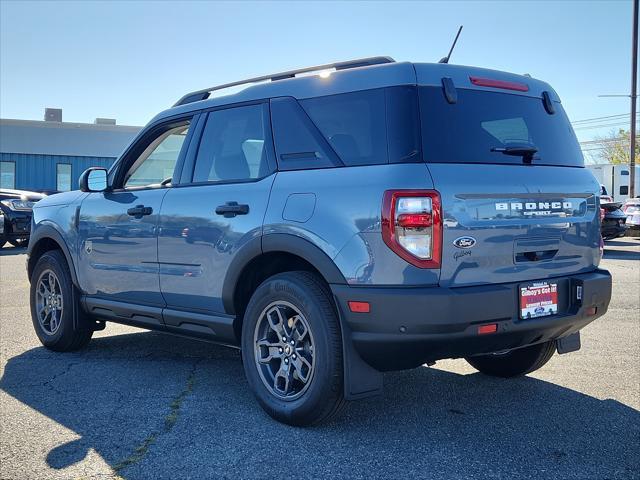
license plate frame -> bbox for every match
[519,281,558,319]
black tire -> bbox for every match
[30,250,93,352]
[241,271,345,426]
[9,238,28,248]
[465,341,556,378]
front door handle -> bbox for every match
[127,205,153,217]
[215,201,249,218]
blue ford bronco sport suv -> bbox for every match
[27,57,612,425]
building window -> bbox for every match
[0,161,15,189]
[56,163,72,192]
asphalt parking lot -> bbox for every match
[0,240,638,480]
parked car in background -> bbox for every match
[600,201,628,240]
[622,197,640,235]
[0,189,45,248]
[37,189,61,196]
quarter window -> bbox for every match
[56,163,72,191]
[124,123,190,188]
[193,104,271,183]
[0,161,15,189]
[301,89,387,166]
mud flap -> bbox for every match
[556,331,581,354]
[338,312,383,400]
[74,288,105,332]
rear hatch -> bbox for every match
[415,65,600,288]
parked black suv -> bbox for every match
[0,189,45,247]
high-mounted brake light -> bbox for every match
[382,190,442,269]
[469,76,529,92]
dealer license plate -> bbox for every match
[519,282,558,319]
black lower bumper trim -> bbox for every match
[332,269,612,371]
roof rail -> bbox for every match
[173,56,395,107]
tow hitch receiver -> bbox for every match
[556,332,581,354]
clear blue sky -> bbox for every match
[1,0,636,149]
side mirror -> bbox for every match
[79,168,108,192]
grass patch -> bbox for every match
[111,363,198,477]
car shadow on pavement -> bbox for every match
[603,248,640,261]
[604,239,640,247]
[0,246,27,256]
[1,330,638,479]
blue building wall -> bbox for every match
[0,152,116,191]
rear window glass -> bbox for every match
[419,87,584,167]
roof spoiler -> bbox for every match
[173,56,395,107]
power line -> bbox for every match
[574,121,639,131]
[580,137,627,145]
[572,112,633,124]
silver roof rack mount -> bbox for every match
[173,56,395,107]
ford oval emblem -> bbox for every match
[453,236,476,249]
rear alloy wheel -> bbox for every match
[465,341,556,378]
[242,271,345,426]
[253,301,315,400]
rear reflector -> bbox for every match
[469,76,529,92]
[478,324,498,335]
[348,301,370,313]
[586,306,598,316]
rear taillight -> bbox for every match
[382,190,442,268]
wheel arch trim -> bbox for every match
[221,233,347,315]
[27,224,79,288]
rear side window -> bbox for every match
[419,87,584,167]
[301,89,387,166]
[277,87,420,168]
[193,104,272,183]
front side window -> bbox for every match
[56,164,72,191]
[124,123,190,188]
[193,104,271,183]
[0,161,15,189]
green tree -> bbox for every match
[593,129,640,164]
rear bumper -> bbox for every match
[332,269,612,371]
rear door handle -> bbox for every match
[127,205,153,217]
[215,201,249,218]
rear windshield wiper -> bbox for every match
[491,145,538,163]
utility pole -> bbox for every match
[631,0,638,198]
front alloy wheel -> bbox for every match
[35,269,64,335]
[30,250,93,351]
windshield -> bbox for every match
[419,87,584,167]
